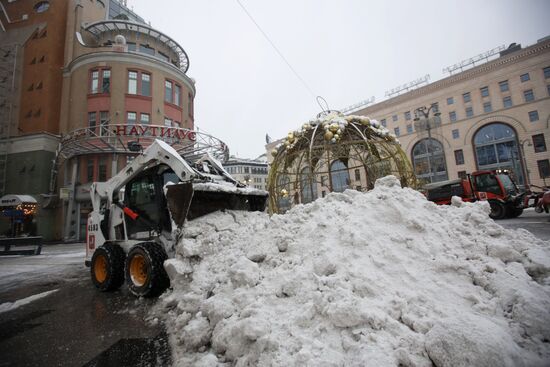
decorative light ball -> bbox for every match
[331,137,337,143]
[329,123,339,133]
[280,189,288,197]
[284,141,290,146]
[114,34,127,45]
[324,131,334,141]
[271,149,278,156]
[334,134,340,140]
[337,129,342,135]
[361,117,371,126]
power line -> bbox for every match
[235,0,317,100]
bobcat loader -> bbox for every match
[85,139,268,297]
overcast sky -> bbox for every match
[128,0,550,159]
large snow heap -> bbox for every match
[158,175,550,367]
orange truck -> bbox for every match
[424,170,525,219]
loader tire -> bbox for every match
[488,200,506,220]
[91,243,126,292]
[506,206,523,218]
[125,242,169,298]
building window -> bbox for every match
[139,44,155,56]
[127,42,136,51]
[499,80,509,92]
[330,160,350,192]
[127,112,137,125]
[101,70,110,93]
[503,96,513,108]
[454,149,464,165]
[164,117,172,127]
[300,167,317,204]
[404,111,411,120]
[473,123,525,186]
[90,71,99,94]
[528,110,539,122]
[480,86,489,97]
[465,106,473,118]
[87,158,94,182]
[458,171,467,179]
[520,73,530,82]
[89,68,111,94]
[157,51,169,62]
[128,70,151,96]
[412,138,448,183]
[165,81,172,103]
[538,159,550,179]
[354,169,360,181]
[452,129,459,139]
[99,157,107,181]
[447,97,454,105]
[392,114,398,122]
[128,71,138,94]
[483,101,492,113]
[463,92,471,103]
[532,134,547,153]
[394,127,400,137]
[88,112,96,133]
[380,119,386,127]
[99,111,109,135]
[34,1,50,13]
[544,66,550,79]
[547,84,550,96]
[449,111,457,122]
[140,113,150,124]
[141,73,151,96]
[523,89,534,102]
[406,124,413,134]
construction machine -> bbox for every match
[423,170,524,219]
[86,139,268,297]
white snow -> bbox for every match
[158,175,550,366]
[0,289,58,314]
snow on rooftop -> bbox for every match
[157,175,550,366]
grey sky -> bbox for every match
[129,0,550,159]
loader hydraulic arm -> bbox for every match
[89,140,203,212]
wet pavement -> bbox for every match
[0,244,170,367]
[498,208,550,242]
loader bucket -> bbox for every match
[165,183,269,228]
[166,182,194,228]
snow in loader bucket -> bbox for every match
[165,182,268,227]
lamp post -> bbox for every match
[414,103,442,183]
[519,138,532,190]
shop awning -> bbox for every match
[0,195,37,207]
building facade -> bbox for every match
[224,155,268,190]
[0,0,197,240]
[355,38,550,189]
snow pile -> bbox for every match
[159,176,550,366]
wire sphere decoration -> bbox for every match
[267,111,418,214]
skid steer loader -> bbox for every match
[85,139,268,297]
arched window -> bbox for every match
[330,160,350,192]
[34,1,50,13]
[473,123,524,185]
[412,138,448,183]
[300,167,316,204]
[277,175,291,212]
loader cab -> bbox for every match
[472,170,518,199]
[123,165,177,239]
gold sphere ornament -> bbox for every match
[361,117,371,126]
[329,123,339,133]
[280,188,288,197]
[324,131,334,141]
[271,149,278,157]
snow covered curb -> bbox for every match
[0,289,58,314]
[157,175,550,366]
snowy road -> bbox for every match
[498,208,550,241]
[0,243,169,366]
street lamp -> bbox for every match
[414,103,442,183]
[519,138,532,190]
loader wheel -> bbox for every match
[91,243,125,291]
[125,242,169,298]
[489,200,506,220]
[507,207,523,218]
